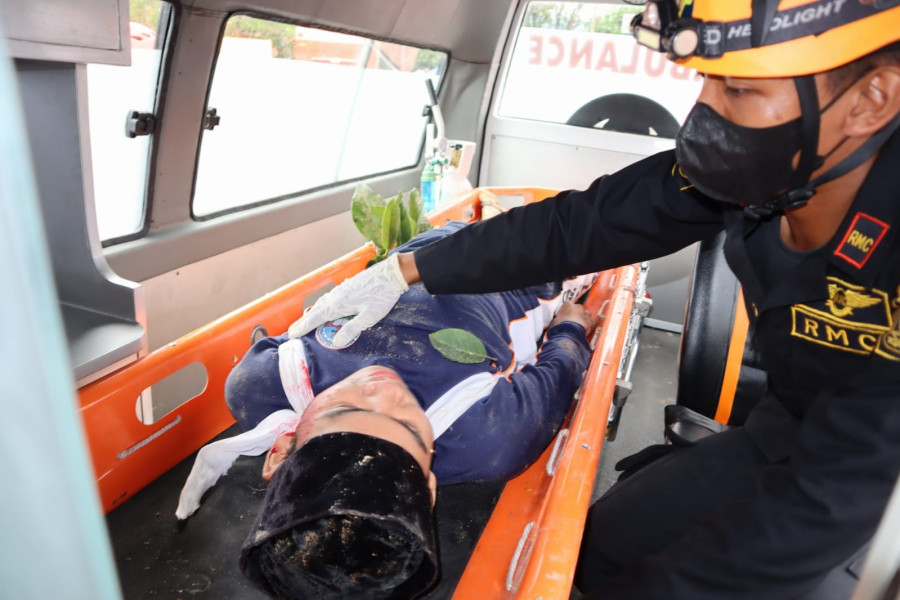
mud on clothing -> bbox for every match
[225,222,593,484]
[413,134,900,599]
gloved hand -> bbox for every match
[288,252,409,348]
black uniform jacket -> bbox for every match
[414,133,900,598]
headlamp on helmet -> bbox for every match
[631,1,719,60]
[630,0,900,74]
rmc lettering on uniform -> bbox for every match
[847,230,875,253]
[792,305,889,355]
[834,212,890,268]
[790,279,894,355]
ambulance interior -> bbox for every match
[2,0,900,598]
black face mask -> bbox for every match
[674,102,803,208]
[675,71,892,217]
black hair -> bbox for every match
[245,515,429,600]
[826,40,900,92]
[240,433,439,600]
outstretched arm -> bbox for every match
[294,150,724,344]
[415,150,724,294]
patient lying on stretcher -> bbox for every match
[176,222,597,599]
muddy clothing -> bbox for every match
[413,134,900,599]
[226,223,592,485]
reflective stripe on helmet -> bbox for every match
[633,0,900,77]
[697,1,891,58]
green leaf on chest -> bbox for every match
[429,328,494,364]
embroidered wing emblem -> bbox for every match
[826,283,882,318]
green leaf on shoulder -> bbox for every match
[407,188,432,234]
[381,195,402,253]
[428,328,494,364]
[351,186,432,264]
[351,184,387,247]
[398,193,414,242]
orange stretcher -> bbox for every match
[78,186,641,598]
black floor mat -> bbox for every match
[107,425,503,599]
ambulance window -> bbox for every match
[192,17,448,218]
[87,0,172,243]
[499,1,701,138]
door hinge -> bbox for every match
[125,111,156,138]
[203,107,221,131]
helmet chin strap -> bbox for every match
[789,76,823,194]
[743,76,821,220]
[744,72,900,220]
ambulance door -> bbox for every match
[481,0,702,329]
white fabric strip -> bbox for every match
[425,372,502,439]
[176,409,299,519]
[278,338,316,414]
[176,340,315,519]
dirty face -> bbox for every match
[263,366,436,486]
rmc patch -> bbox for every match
[833,212,889,268]
[790,277,895,357]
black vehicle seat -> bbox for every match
[676,230,767,427]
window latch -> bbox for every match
[125,111,156,138]
[203,107,221,131]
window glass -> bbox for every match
[87,0,169,242]
[193,17,448,217]
[499,1,701,138]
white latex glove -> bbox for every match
[288,252,409,348]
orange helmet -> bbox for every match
[632,0,900,78]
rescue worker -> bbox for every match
[290,1,900,597]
